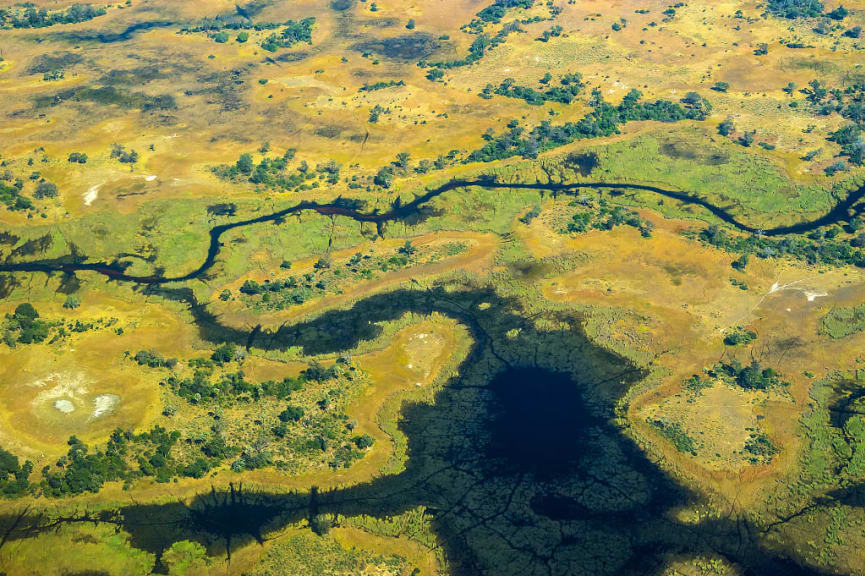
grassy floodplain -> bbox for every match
[2,0,865,574]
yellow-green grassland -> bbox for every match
[2,0,865,574]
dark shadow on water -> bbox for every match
[0,286,839,575]
[485,368,599,478]
[828,379,865,430]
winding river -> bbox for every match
[1,178,864,285]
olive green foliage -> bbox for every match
[0,179,32,211]
[342,506,439,551]
[0,445,33,496]
[35,87,175,113]
[2,304,116,348]
[648,418,699,454]
[180,16,315,52]
[715,360,787,391]
[233,242,464,312]
[245,532,409,575]
[801,79,864,165]
[3,303,51,345]
[766,0,849,20]
[480,73,585,105]
[563,197,653,237]
[723,328,757,346]
[162,540,209,576]
[683,374,712,395]
[696,223,865,268]
[142,355,370,475]
[743,430,778,464]
[40,427,192,496]
[110,143,139,164]
[844,415,865,476]
[261,18,316,52]
[213,148,342,190]
[359,80,405,92]
[132,349,177,368]
[822,304,865,339]
[467,88,710,162]
[0,3,106,28]
[33,181,58,199]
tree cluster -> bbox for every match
[0,3,106,29]
[468,88,710,162]
[261,18,316,52]
[481,73,584,105]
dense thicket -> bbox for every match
[0,4,105,28]
[481,73,584,105]
[467,88,710,162]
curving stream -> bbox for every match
[1,178,864,285]
[0,177,861,573]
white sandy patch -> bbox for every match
[143,175,157,182]
[54,399,76,414]
[768,280,827,302]
[83,185,100,206]
[91,394,120,419]
[31,373,89,415]
[29,373,122,420]
[30,372,88,395]
[276,75,337,93]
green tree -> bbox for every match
[14,303,38,321]
[34,181,58,199]
[395,152,411,170]
[163,540,209,576]
[310,514,333,535]
[236,153,254,174]
[399,240,417,256]
[279,405,304,422]
[354,434,375,449]
[211,343,237,365]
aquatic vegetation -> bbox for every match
[2,0,865,572]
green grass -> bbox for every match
[246,531,409,576]
[588,126,844,227]
[648,418,699,454]
[821,305,865,339]
[0,523,154,576]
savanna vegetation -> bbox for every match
[2,0,865,573]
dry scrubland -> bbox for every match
[2,0,865,574]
